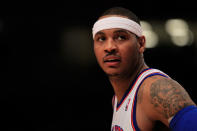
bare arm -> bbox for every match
[149,77,196,125]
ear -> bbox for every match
[138,36,146,53]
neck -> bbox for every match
[109,63,148,103]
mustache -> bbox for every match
[103,53,121,60]
[104,53,120,58]
[104,50,120,57]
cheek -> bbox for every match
[94,46,103,62]
[121,45,139,62]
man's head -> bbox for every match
[100,7,141,25]
[92,7,146,78]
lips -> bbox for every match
[103,55,121,66]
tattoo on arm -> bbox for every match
[150,78,195,119]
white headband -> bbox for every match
[92,16,143,38]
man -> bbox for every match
[92,7,197,131]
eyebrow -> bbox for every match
[114,29,138,39]
[95,29,128,36]
[95,31,105,36]
[94,29,134,38]
[113,29,130,34]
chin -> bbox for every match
[107,73,121,78]
[105,70,121,77]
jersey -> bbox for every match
[111,68,169,131]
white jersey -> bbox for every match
[111,68,169,131]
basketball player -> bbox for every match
[92,7,197,131]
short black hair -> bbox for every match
[99,7,141,25]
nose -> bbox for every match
[104,39,118,54]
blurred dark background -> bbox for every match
[2,0,197,130]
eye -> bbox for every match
[113,30,130,41]
[114,34,128,41]
[96,36,106,42]
[117,35,127,41]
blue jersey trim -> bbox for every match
[116,68,152,109]
[132,73,168,131]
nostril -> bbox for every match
[105,48,117,55]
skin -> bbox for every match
[93,15,196,130]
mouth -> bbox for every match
[104,59,121,63]
[103,56,121,67]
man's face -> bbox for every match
[94,28,144,78]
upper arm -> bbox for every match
[148,76,195,126]
[138,76,196,127]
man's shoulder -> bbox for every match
[136,75,168,105]
[137,74,169,97]
[143,74,168,85]
[137,74,195,126]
